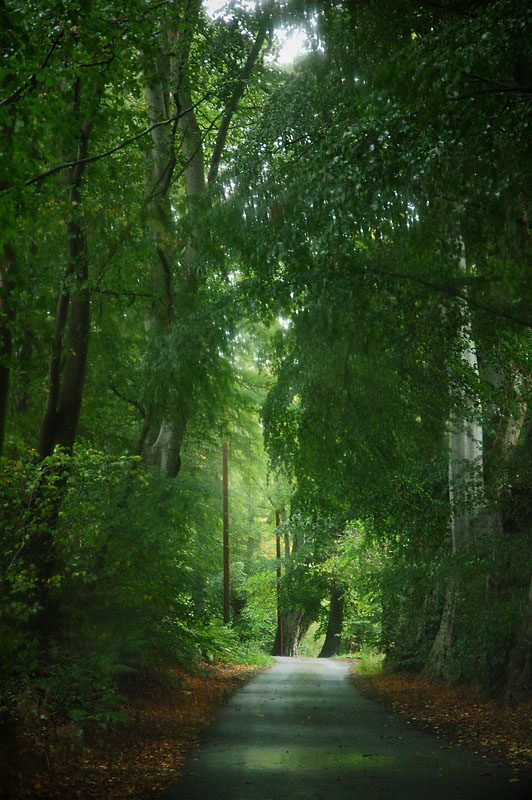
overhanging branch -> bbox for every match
[0,31,64,109]
[369,267,532,330]
[208,0,274,185]
[4,94,210,193]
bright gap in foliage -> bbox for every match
[203,0,311,64]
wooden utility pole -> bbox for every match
[222,441,230,624]
[276,508,283,655]
[282,507,290,559]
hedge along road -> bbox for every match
[158,657,530,800]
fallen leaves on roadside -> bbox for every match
[11,662,262,800]
[354,669,532,774]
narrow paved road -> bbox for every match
[158,657,529,800]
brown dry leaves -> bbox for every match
[354,670,532,774]
[13,662,261,800]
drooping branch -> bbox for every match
[5,96,210,192]
[451,72,532,102]
[367,267,532,330]
[417,0,478,12]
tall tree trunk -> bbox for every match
[272,609,310,658]
[38,79,98,458]
[427,262,529,683]
[38,197,90,457]
[318,584,344,658]
[506,570,532,700]
[271,620,283,656]
[502,404,532,698]
[142,1,272,477]
[282,507,291,559]
[283,610,310,657]
[272,510,283,655]
[31,78,102,645]
[425,243,483,679]
[0,245,15,457]
[271,509,311,657]
[142,4,203,476]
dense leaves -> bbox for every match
[226,0,532,690]
[2,0,532,793]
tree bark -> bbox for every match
[506,570,532,701]
[0,245,15,457]
[272,608,310,658]
[318,584,345,658]
[37,224,90,457]
[272,510,283,655]
[38,81,98,458]
[270,509,312,657]
[503,408,532,698]
[271,619,283,657]
[282,507,291,559]
[31,79,102,646]
[425,242,483,680]
[222,441,230,624]
[142,5,202,475]
[283,609,309,657]
[142,1,272,476]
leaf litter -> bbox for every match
[9,663,262,800]
[354,669,532,778]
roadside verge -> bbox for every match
[353,667,532,778]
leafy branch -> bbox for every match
[4,94,211,192]
[0,31,65,109]
[368,267,532,330]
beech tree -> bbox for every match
[3,3,532,768]
[140,0,274,476]
[229,0,532,692]
[0,0,283,704]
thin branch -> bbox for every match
[5,94,210,192]
[109,385,146,418]
[452,72,532,102]
[451,87,532,102]
[91,288,153,299]
[272,133,313,154]
[0,31,64,108]
[208,0,274,185]
[77,58,116,69]
[289,135,325,165]
[418,0,477,11]
[369,268,532,330]
[140,0,170,16]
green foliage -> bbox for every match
[354,650,385,677]
[298,622,325,658]
[3,0,532,741]
[222,0,532,693]
[34,647,132,728]
[236,566,277,650]
[0,441,269,708]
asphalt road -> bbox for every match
[157,656,530,800]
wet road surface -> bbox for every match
[157,656,530,800]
